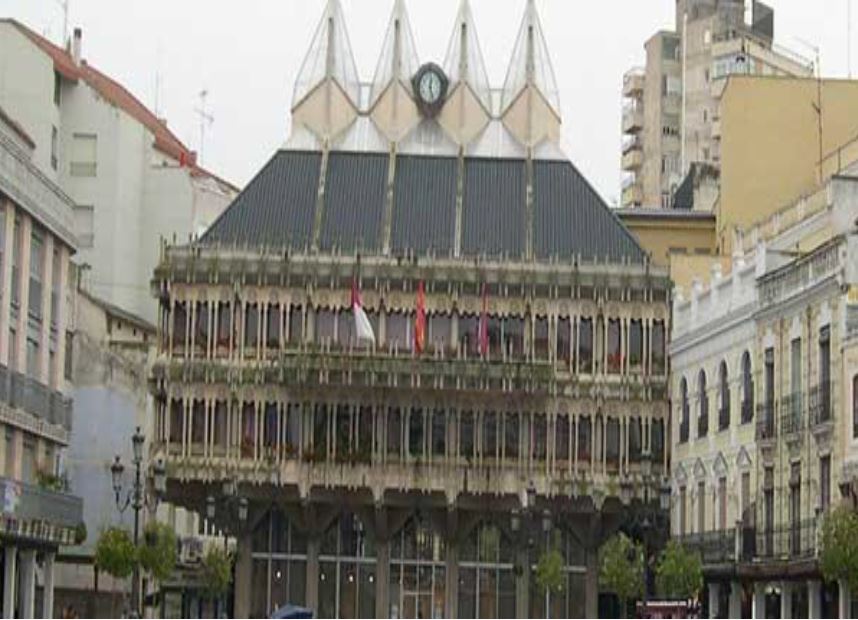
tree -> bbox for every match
[820,506,858,592]
[94,527,136,579]
[535,547,565,597]
[138,521,177,583]
[599,533,644,619]
[201,547,233,600]
[655,540,703,600]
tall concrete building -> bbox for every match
[0,105,82,618]
[621,0,813,209]
[150,1,672,617]
[669,165,858,618]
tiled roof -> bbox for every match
[202,149,647,263]
[2,19,237,192]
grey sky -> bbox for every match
[1,0,854,204]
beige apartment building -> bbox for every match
[0,106,82,617]
[669,166,858,618]
[621,0,812,209]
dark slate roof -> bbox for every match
[202,149,646,263]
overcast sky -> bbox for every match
[2,0,854,204]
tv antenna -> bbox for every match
[794,37,823,181]
[194,89,214,166]
[53,0,70,45]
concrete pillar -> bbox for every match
[19,549,36,620]
[752,582,766,619]
[807,580,821,619]
[3,546,16,619]
[728,581,742,619]
[42,551,55,619]
[839,579,851,619]
[305,537,319,614]
[709,582,721,619]
[375,539,390,620]
[445,540,458,619]
[515,547,529,619]
[233,533,252,619]
[780,581,792,620]
[585,546,599,619]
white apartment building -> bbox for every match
[0,104,81,618]
[670,170,858,618]
[0,20,238,324]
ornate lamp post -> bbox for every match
[205,476,249,549]
[110,427,166,618]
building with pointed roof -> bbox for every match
[150,2,672,618]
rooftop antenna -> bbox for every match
[54,0,70,46]
[194,89,214,166]
[794,37,823,182]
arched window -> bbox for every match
[718,361,730,431]
[390,514,446,619]
[679,378,689,443]
[698,370,708,438]
[741,351,754,423]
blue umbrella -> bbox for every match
[270,604,313,619]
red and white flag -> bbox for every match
[351,278,376,345]
[414,280,426,354]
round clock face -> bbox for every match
[418,70,443,105]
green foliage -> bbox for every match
[535,547,565,595]
[655,540,703,600]
[36,469,66,492]
[201,547,233,600]
[138,522,177,582]
[820,506,858,591]
[599,533,645,605]
[94,527,136,579]
[73,522,87,545]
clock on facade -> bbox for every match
[412,63,448,118]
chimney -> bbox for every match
[71,27,82,66]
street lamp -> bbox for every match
[110,426,162,618]
[205,478,249,551]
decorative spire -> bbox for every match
[291,0,360,140]
[369,0,421,143]
[499,0,561,147]
[437,0,492,145]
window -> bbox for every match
[73,205,94,248]
[245,304,260,351]
[70,132,97,176]
[26,335,39,378]
[64,330,73,379]
[50,249,61,327]
[629,320,643,370]
[697,481,706,533]
[698,370,708,438]
[820,455,831,512]
[741,472,751,522]
[534,316,549,360]
[741,351,754,423]
[482,411,497,459]
[578,318,593,373]
[10,217,21,307]
[53,71,62,106]
[502,316,524,359]
[679,486,687,536]
[718,477,727,530]
[818,326,831,423]
[607,319,621,373]
[267,305,281,350]
[651,320,665,374]
[679,378,689,443]
[718,361,730,431]
[854,375,858,439]
[29,230,44,319]
[556,317,570,365]
[51,126,58,170]
[0,206,5,302]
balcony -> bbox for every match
[740,520,818,562]
[622,102,644,134]
[621,179,643,207]
[678,529,736,565]
[780,392,804,437]
[662,93,681,116]
[623,68,645,97]
[808,381,832,429]
[0,363,72,443]
[0,476,83,545]
[622,147,643,172]
[755,402,776,441]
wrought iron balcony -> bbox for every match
[677,528,736,565]
[808,381,832,428]
[740,519,818,562]
[780,392,804,436]
[0,363,72,438]
[755,402,776,441]
[0,476,83,545]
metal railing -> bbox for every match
[755,402,775,441]
[780,392,804,436]
[678,529,736,565]
[0,363,72,431]
[808,380,832,428]
[0,475,83,528]
[741,519,817,561]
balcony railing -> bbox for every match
[780,392,804,436]
[740,519,817,561]
[808,381,832,428]
[678,529,736,565]
[755,402,775,441]
[0,363,72,432]
[0,476,83,544]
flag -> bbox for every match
[351,278,376,345]
[414,280,426,353]
[479,282,488,357]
